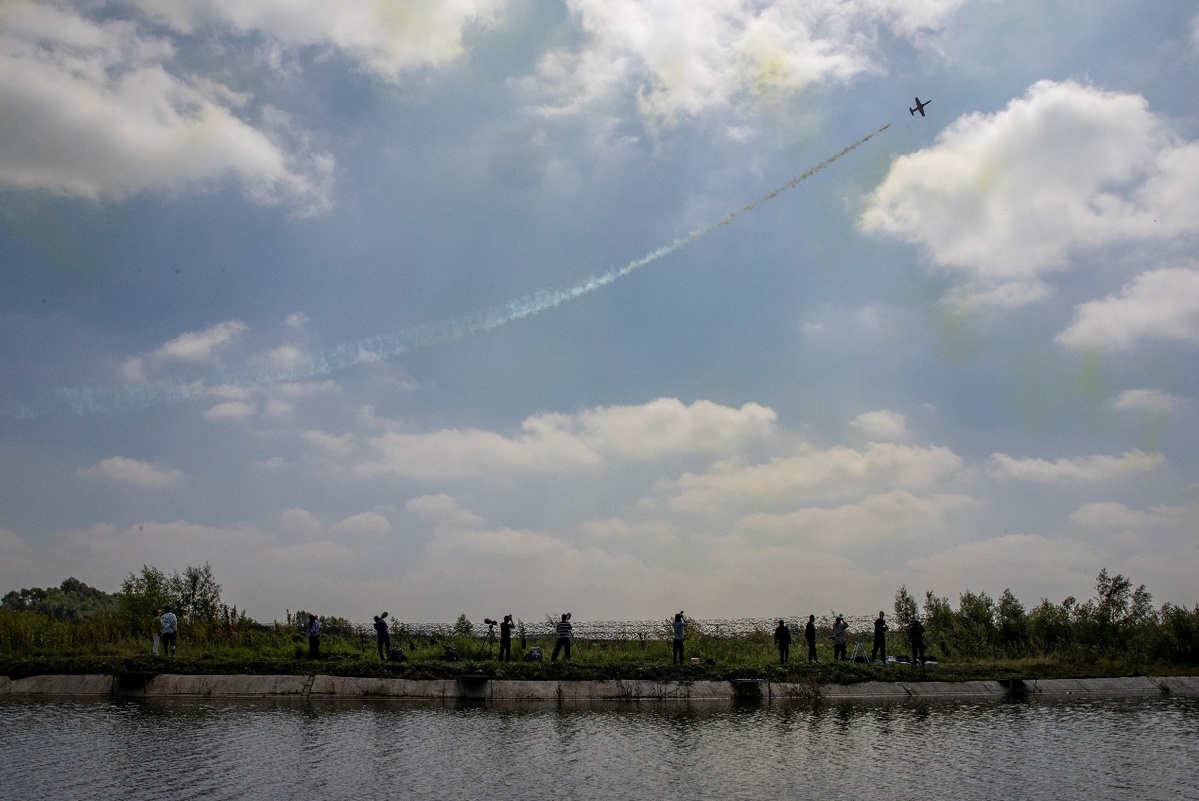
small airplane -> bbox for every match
[909,97,931,117]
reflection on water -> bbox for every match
[2,695,1195,800]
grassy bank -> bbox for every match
[3,648,1193,686]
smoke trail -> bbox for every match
[10,124,889,419]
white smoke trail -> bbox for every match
[9,124,889,419]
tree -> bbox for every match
[956,590,998,658]
[1,578,117,621]
[119,565,172,629]
[119,563,223,628]
[893,585,918,629]
[996,588,1029,657]
[922,591,954,658]
[169,563,222,622]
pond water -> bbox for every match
[2,695,1195,800]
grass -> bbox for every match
[2,630,1192,684]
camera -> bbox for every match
[484,618,497,626]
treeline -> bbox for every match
[0,564,361,658]
[892,569,1199,665]
[1,577,118,621]
[2,565,1198,666]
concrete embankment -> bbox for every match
[2,673,1198,702]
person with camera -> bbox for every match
[832,614,849,661]
[671,611,687,664]
[870,610,888,663]
[551,612,573,661]
[499,615,515,661]
[373,612,390,662]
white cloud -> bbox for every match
[670,441,964,511]
[263,397,294,419]
[850,409,909,441]
[1068,501,1173,531]
[407,494,487,529]
[302,430,356,456]
[0,3,332,211]
[355,398,774,480]
[897,533,1100,602]
[120,357,146,383]
[531,0,962,124]
[1112,389,1182,414]
[77,456,185,487]
[330,511,392,539]
[1056,267,1199,350]
[575,398,776,458]
[129,0,506,82]
[285,312,310,329]
[266,344,309,368]
[152,321,248,363]
[737,490,975,549]
[861,81,1199,306]
[988,450,1164,484]
[203,400,256,421]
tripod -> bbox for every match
[849,640,868,663]
[483,623,496,655]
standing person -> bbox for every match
[152,609,162,656]
[307,614,322,659]
[910,612,926,665]
[870,611,888,663]
[499,615,515,662]
[804,615,818,662]
[160,606,178,657]
[373,613,390,662]
[671,612,686,665]
[551,613,573,661]
[773,619,791,664]
[832,615,849,661]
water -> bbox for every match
[2,695,1196,800]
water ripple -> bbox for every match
[1,696,1195,801]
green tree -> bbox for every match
[996,588,1029,657]
[119,565,172,630]
[454,613,474,637]
[169,562,222,622]
[1,578,117,621]
[893,585,918,629]
[955,590,998,658]
[922,590,954,658]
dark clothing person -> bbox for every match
[672,613,686,664]
[373,616,390,662]
[774,620,792,664]
[910,618,926,664]
[499,616,515,662]
[307,616,322,659]
[832,616,849,661]
[551,616,573,661]
[870,612,887,662]
[804,615,818,662]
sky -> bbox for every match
[2,0,1197,627]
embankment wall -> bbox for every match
[2,674,1198,701]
